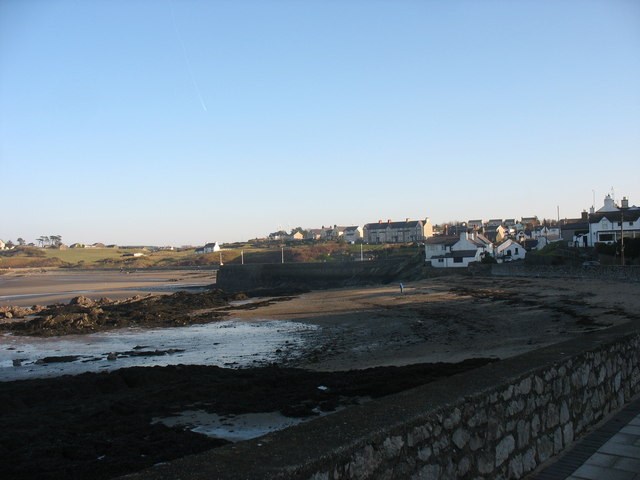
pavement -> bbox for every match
[532,395,640,479]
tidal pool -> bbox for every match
[0,319,318,381]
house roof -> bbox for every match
[561,221,589,231]
[424,236,458,247]
[344,226,361,232]
[589,210,640,224]
[365,220,423,231]
[473,233,493,246]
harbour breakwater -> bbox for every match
[216,260,425,293]
[122,314,640,479]
[492,264,640,282]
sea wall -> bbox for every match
[492,264,640,282]
[124,322,640,480]
[216,260,422,292]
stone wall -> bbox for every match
[492,264,640,282]
[125,322,640,480]
[216,260,429,292]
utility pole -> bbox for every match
[241,250,244,265]
[621,209,625,266]
[360,243,363,261]
[281,247,284,264]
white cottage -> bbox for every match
[495,239,526,262]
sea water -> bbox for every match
[0,319,318,381]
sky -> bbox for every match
[1,0,639,246]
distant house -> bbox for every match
[363,218,433,244]
[483,225,506,244]
[195,242,221,254]
[343,226,364,243]
[306,227,332,240]
[290,232,304,241]
[424,236,459,260]
[486,219,503,227]
[467,219,483,230]
[327,226,348,240]
[587,195,640,246]
[70,243,85,249]
[521,216,539,226]
[426,232,493,267]
[495,239,526,262]
[531,226,561,239]
[0,240,6,250]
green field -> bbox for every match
[0,242,421,270]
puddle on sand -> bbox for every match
[0,319,318,382]
[152,399,364,443]
[154,410,308,442]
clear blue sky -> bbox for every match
[1,0,639,246]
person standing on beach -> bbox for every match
[399,283,404,294]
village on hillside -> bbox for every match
[1,195,638,268]
[257,194,639,267]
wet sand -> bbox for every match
[0,269,216,306]
[230,275,640,371]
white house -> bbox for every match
[343,226,363,243]
[195,242,221,254]
[426,232,492,267]
[495,239,526,262]
[587,196,640,246]
[0,240,6,250]
[424,236,459,260]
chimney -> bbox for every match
[378,220,382,224]
[589,206,595,214]
[622,197,629,208]
[406,218,410,222]
[581,210,588,220]
[387,219,391,223]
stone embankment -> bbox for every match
[216,259,434,293]
[123,320,640,479]
[492,264,640,282]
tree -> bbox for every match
[50,235,62,247]
[17,238,25,246]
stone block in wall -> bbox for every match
[477,452,494,475]
[523,447,537,473]
[553,427,563,454]
[537,434,554,463]
[563,422,574,445]
[381,436,404,459]
[516,420,530,449]
[495,435,515,467]
[407,424,431,447]
[559,401,570,424]
[452,428,471,450]
[411,464,441,480]
[545,404,560,429]
[509,454,524,479]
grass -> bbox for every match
[0,242,423,269]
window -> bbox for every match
[453,257,463,263]
[515,247,519,254]
[438,258,444,263]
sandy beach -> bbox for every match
[227,275,639,370]
[0,268,217,307]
